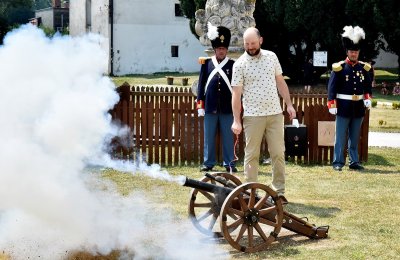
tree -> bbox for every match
[0,0,34,44]
[375,0,400,78]
[255,0,383,82]
[34,0,51,10]
[180,0,388,82]
[179,0,206,38]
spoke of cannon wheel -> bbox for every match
[193,202,213,208]
[227,212,239,220]
[259,205,277,217]
[199,190,214,202]
[238,193,249,211]
[227,207,244,217]
[208,213,218,231]
[254,222,269,242]
[258,217,277,227]
[248,226,254,248]
[210,179,216,185]
[227,218,244,233]
[197,208,213,222]
[254,194,268,210]
[235,223,247,243]
[248,188,256,208]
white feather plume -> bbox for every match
[207,22,219,41]
[342,25,365,44]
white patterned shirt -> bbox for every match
[231,49,283,117]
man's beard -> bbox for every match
[246,48,261,56]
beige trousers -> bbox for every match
[243,114,286,195]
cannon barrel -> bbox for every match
[182,177,233,196]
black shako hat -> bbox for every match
[207,23,231,49]
[341,25,365,51]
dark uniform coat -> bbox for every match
[197,58,235,114]
[328,58,372,118]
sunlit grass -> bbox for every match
[111,72,199,87]
[99,146,400,260]
[369,106,400,132]
[1,147,398,259]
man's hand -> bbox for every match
[363,93,372,110]
[363,99,372,109]
[329,108,337,115]
[286,105,296,120]
[231,121,242,135]
[327,99,337,115]
[198,109,205,117]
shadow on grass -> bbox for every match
[360,168,399,174]
[285,202,340,218]
[367,153,396,167]
[222,232,331,258]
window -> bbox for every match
[175,3,183,17]
[171,45,179,57]
[86,0,92,31]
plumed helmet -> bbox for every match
[341,25,365,51]
[207,22,231,49]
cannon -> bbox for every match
[182,172,329,253]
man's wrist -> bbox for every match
[327,99,337,108]
[196,100,204,109]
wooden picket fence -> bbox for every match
[109,83,369,166]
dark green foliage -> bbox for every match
[179,0,206,39]
[0,0,34,43]
[34,0,51,10]
[375,0,400,78]
[179,0,399,82]
[255,0,383,82]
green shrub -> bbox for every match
[392,102,400,110]
[372,100,378,107]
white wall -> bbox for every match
[69,0,86,35]
[69,0,111,73]
[36,8,54,28]
[112,0,205,75]
[70,0,206,75]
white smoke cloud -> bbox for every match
[0,25,227,259]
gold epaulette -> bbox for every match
[332,61,345,72]
[198,56,210,65]
[359,61,371,71]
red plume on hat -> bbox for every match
[342,25,365,51]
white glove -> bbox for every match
[364,99,372,109]
[198,109,205,117]
[329,108,337,115]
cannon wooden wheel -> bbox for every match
[188,172,242,237]
[220,182,284,252]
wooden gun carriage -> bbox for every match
[182,173,329,253]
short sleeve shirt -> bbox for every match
[231,49,283,117]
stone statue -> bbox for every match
[195,0,256,48]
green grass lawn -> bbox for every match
[369,106,400,132]
[112,72,199,87]
[98,146,400,260]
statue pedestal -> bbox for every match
[204,47,244,60]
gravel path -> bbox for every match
[368,132,400,148]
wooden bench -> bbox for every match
[165,76,189,86]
